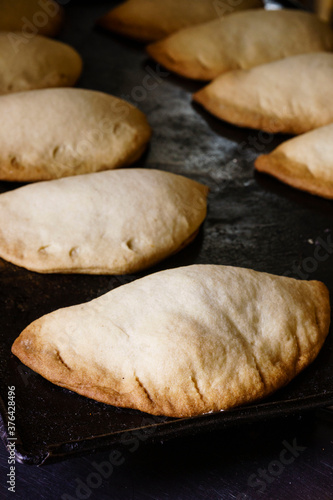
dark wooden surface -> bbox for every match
[1,0,333,497]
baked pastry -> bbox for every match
[0,169,208,274]
[12,264,330,417]
[0,33,82,95]
[193,52,333,134]
[0,88,151,181]
[147,9,333,80]
[255,123,333,199]
[97,0,263,42]
[0,0,64,37]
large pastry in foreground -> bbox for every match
[0,88,151,181]
[255,123,333,199]
[193,53,333,135]
[12,264,330,417]
[0,169,208,274]
[147,10,333,80]
[97,0,263,42]
[0,33,82,94]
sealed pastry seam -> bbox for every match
[0,169,208,274]
[192,52,333,135]
[147,10,333,80]
[255,124,333,198]
[11,265,331,418]
[0,33,83,95]
[0,88,152,181]
[97,0,263,43]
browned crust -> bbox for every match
[0,114,151,183]
[193,87,310,135]
[97,0,264,44]
[10,318,261,418]
[310,281,331,347]
[0,144,149,183]
[294,281,331,373]
[11,278,331,418]
[146,42,213,81]
[255,152,333,199]
[11,324,154,413]
[0,200,208,275]
[11,320,203,417]
[0,224,205,275]
[120,128,152,168]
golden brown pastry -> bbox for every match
[0,88,151,181]
[97,0,263,42]
[0,169,208,274]
[12,264,330,417]
[147,9,333,80]
[255,123,333,199]
[193,53,333,134]
[0,33,82,94]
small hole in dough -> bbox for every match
[69,246,79,258]
[113,123,122,134]
[38,245,50,254]
[52,146,60,158]
[123,239,135,251]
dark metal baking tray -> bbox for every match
[1,0,333,465]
